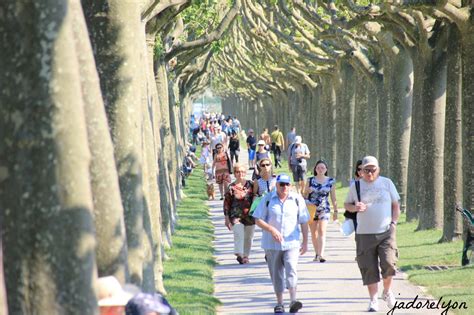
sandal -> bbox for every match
[274,304,285,313]
[236,256,244,264]
[289,300,303,313]
[319,256,326,263]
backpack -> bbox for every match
[263,195,301,221]
[343,180,360,225]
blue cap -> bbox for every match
[276,174,291,184]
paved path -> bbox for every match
[211,151,432,314]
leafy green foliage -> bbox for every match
[181,0,222,39]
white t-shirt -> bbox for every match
[345,176,400,234]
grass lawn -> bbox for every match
[396,216,473,313]
[162,165,221,314]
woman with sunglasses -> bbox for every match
[212,143,232,200]
[303,160,337,262]
[252,158,276,200]
[252,140,272,180]
[223,163,255,264]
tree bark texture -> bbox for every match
[83,0,147,285]
[418,30,447,230]
[0,1,98,313]
[73,0,128,282]
[442,24,463,241]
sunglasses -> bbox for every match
[279,183,290,187]
[260,163,271,167]
[363,168,377,174]
[216,146,223,149]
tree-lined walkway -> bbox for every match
[211,151,432,314]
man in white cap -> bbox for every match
[253,174,309,314]
[344,156,400,312]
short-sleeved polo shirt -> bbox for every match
[253,191,309,250]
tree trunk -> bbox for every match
[460,28,474,214]
[341,63,355,186]
[389,47,413,214]
[83,0,146,285]
[354,73,369,165]
[0,223,8,314]
[418,28,448,230]
[155,62,176,248]
[0,1,98,313]
[441,24,463,241]
[73,0,128,282]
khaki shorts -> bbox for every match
[355,228,398,285]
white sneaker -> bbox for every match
[368,299,379,312]
[382,290,396,309]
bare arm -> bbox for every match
[391,201,400,223]
[300,223,308,255]
[302,180,310,199]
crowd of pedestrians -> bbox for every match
[194,117,401,314]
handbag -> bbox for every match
[249,195,263,216]
[341,218,355,236]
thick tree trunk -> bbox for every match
[354,73,369,164]
[155,62,176,248]
[73,1,128,282]
[0,2,98,313]
[328,77,338,178]
[379,66,391,176]
[83,0,146,285]
[418,30,447,230]
[341,63,355,186]
[389,47,413,213]
[441,25,463,241]
[406,53,427,221]
[461,29,474,214]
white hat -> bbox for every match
[257,140,265,145]
[97,276,138,307]
[362,156,379,168]
[294,136,302,144]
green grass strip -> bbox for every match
[163,165,221,314]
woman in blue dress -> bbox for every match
[303,160,338,262]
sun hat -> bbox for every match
[362,156,379,168]
[294,136,302,144]
[276,174,291,184]
[97,276,137,307]
[257,140,265,146]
